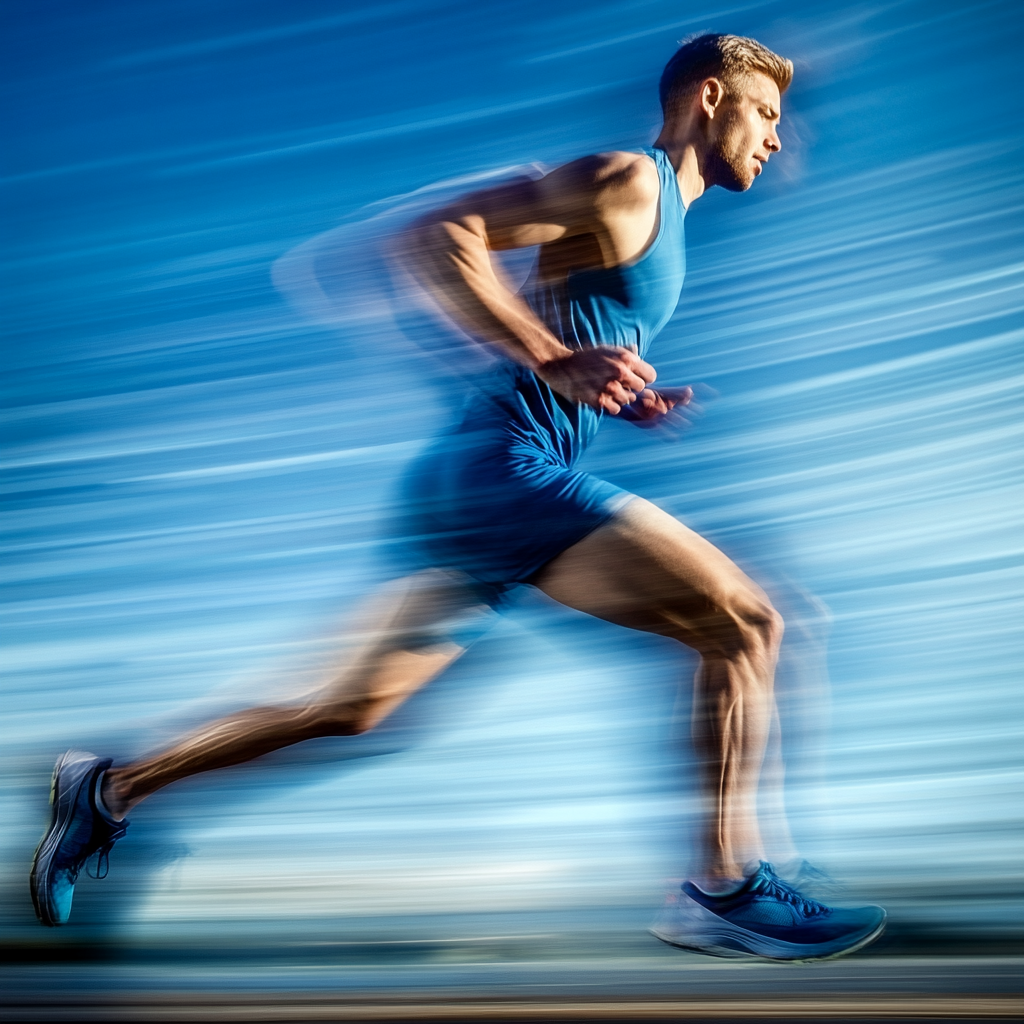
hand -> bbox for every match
[536,346,657,414]
[616,384,703,435]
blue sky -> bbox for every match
[2,0,1022,960]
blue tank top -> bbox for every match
[403,148,687,589]
[465,146,687,464]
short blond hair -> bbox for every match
[659,33,793,116]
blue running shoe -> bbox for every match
[779,857,847,901]
[30,750,129,927]
[651,861,885,961]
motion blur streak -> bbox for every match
[1,0,1022,1006]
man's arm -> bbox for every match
[393,155,657,414]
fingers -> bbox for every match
[605,379,638,408]
[603,366,644,398]
[601,350,654,403]
[545,346,659,412]
[618,348,657,386]
[619,384,704,437]
[656,385,694,406]
[632,389,668,418]
[591,349,645,408]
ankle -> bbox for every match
[691,873,744,895]
[691,856,753,892]
[98,769,131,820]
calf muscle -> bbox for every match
[100,572,482,818]
[534,498,782,880]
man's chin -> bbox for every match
[716,173,755,193]
[707,154,755,192]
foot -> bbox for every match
[777,857,847,900]
[30,750,129,926]
[651,861,885,961]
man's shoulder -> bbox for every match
[555,150,661,212]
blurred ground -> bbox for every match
[2,927,1023,1020]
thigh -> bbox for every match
[337,568,503,671]
[532,498,768,650]
[404,433,632,587]
[315,569,498,708]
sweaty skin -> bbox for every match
[102,72,785,888]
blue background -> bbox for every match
[2,0,1022,996]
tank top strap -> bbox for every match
[643,146,686,221]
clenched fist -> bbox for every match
[536,346,657,414]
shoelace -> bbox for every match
[90,819,129,879]
[750,864,830,918]
[65,821,129,882]
[86,842,115,880]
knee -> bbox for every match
[699,588,784,662]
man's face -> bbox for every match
[706,72,782,192]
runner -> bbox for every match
[31,34,885,961]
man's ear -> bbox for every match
[700,78,725,119]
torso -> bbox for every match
[406,148,687,587]
[469,146,687,463]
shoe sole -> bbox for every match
[29,751,100,927]
[651,913,887,963]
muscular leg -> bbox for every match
[101,570,490,819]
[757,586,833,867]
[533,498,783,885]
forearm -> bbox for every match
[396,218,570,371]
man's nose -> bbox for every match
[768,126,781,153]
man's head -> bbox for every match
[659,34,793,192]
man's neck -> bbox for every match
[654,128,708,208]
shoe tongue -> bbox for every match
[746,861,778,889]
[747,862,828,918]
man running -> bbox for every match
[31,34,885,961]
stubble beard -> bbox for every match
[706,111,755,193]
